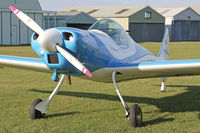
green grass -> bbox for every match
[1,42,200,132]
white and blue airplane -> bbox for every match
[1,6,200,127]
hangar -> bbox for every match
[44,11,97,30]
[61,6,165,42]
[154,7,200,41]
[0,0,44,45]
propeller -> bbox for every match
[9,6,44,35]
[9,6,92,78]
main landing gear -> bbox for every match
[112,71,143,127]
[30,75,65,119]
[30,99,45,119]
[29,72,143,127]
[161,77,167,92]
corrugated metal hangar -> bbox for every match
[154,7,200,41]
[45,11,97,30]
[62,6,165,42]
[0,0,97,45]
[0,0,44,45]
[1,1,200,45]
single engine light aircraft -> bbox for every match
[1,6,200,127]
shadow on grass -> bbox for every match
[30,85,200,125]
[46,112,79,118]
[30,85,200,112]
[143,117,174,126]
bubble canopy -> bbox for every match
[89,19,134,48]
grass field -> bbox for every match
[1,42,200,133]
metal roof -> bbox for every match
[0,0,41,10]
[191,6,200,15]
[153,6,200,25]
[61,6,147,18]
[153,7,188,17]
[46,11,97,24]
[56,11,82,16]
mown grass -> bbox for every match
[1,42,200,133]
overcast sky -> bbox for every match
[38,0,200,11]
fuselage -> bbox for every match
[31,26,160,82]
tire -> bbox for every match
[30,99,45,119]
[129,104,143,127]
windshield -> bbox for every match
[89,19,134,48]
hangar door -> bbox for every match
[67,23,93,30]
[171,21,200,41]
[129,23,164,42]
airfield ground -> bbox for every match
[0,42,200,132]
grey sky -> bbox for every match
[38,0,200,11]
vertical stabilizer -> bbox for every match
[158,28,170,60]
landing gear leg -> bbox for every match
[161,77,167,92]
[30,75,65,119]
[112,71,143,127]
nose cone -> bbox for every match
[37,29,63,52]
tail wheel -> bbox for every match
[129,104,143,127]
[30,99,45,119]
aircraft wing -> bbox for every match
[93,59,200,82]
[0,55,50,73]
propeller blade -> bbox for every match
[9,6,44,35]
[9,6,92,78]
[56,45,92,78]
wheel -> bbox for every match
[129,104,143,127]
[30,99,45,119]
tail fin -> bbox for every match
[158,28,170,60]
